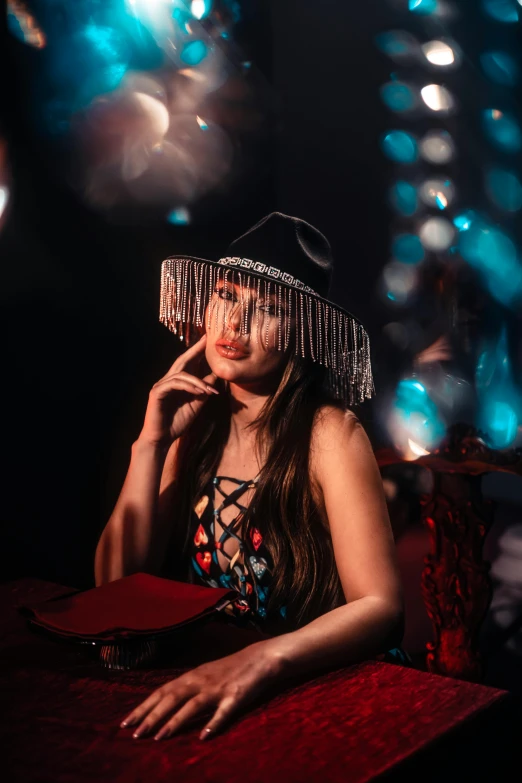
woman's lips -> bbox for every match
[215,341,248,360]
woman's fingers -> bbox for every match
[170,333,207,373]
[153,373,218,397]
[174,371,219,395]
[198,695,239,741]
[120,689,165,730]
[153,695,212,741]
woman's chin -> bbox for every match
[207,357,249,382]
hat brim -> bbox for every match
[159,255,375,406]
[163,255,367,329]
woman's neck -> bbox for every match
[226,382,271,449]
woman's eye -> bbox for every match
[214,287,235,301]
[259,304,276,315]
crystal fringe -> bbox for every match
[160,258,375,407]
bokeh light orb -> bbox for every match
[167,207,191,225]
[420,84,455,112]
[381,130,418,162]
[478,400,518,449]
[483,0,519,23]
[419,129,455,163]
[374,30,418,60]
[409,0,438,15]
[380,82,415,112]
[485,168,522,212]
[419,178,455,210]
[191,0,213,21]
[481,51,519,86]
[181,40,208,66]
[392,233,425,264]
[382,260,419,304]
[389,180,418,215]
[419,217,455,250]
[421,40,458,67]
[482,109,522,152]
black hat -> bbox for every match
[227,212,333,298]
[159,212,374,406]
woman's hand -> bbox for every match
[139,333,219,448]
[120,641,285,741]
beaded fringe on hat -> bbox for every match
[159,257,375,407]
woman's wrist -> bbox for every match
[133,434,172,457]
[253,636,295,684]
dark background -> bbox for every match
[1,0,413,588]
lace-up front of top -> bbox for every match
[189,474,287,630]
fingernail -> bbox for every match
[200,727,213,741]
[120,721,128,728]
[133,730,142,739]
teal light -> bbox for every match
[486,168,522,212]
[476,327,520,448]
[375,32,411,57]
[173,7,193,33]
[380,82,415,112]
[392,234,425,264]
[481,51,519,86]
[453,211,477,231]
[389,181,418,216]
[478,401,518,448]
[180,40,208,66]
[409,0,438,14]
[458,214,522,307]
[167,208,190,225]
[482,109,522,152]
[381,130,418,163]
[483,0,519,23]
[393,378,446,450]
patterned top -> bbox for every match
[188,474,413,668]
[189,475,286,631]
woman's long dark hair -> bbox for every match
[160,346,350,632]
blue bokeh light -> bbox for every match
[476,326,520,448]
[482,0,519,23]
[481,51,519,86]
[380,82,415,112]
[458,213,522,307]
[374,30,417,58]
[409,0,438,15]
[389,180,418,216]
[381,130,418,163]
[393,378,447,450]
[482,109,522,152]
[392,234,425,264]
[167,207,191,225]
[180,40,208,65]
[485,168,522,212]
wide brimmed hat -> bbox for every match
[159,212,375,406]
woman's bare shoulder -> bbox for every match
[309,405,362,496]
[311,404,361,445]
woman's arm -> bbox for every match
[94,436,179,585]
[267,407,404,679]
[118,409,405,741]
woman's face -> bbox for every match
[204,277,294,389]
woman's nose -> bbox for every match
[225,301,243,332]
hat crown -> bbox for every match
[226,212,333,297]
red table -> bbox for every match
[1,579,515,783]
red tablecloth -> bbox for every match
[0,579,514,783]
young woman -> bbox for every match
[94,212,407,742]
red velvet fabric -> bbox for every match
[2,579,511,783]
[17,573,237,641]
